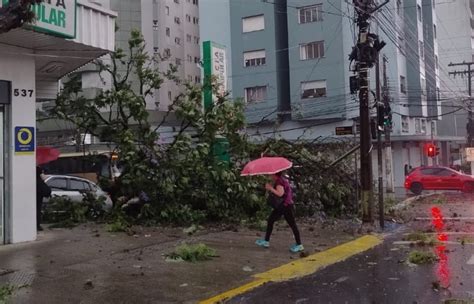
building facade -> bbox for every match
[200,0,449,190]
[0,0,116,244]
[435,0,474,165]
[110,0,201,111]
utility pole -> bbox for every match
[274,0,291,122]
[382,56,394,193]
[449,61,474,146]
[375,56,384,229]
[351,0,387,223]
[449,61,474,174]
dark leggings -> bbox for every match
[265,205,302,245]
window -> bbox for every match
[193,0,198,5]
[166,27,170,37]
[421,119,427,134]
[175,17,181,24]
[70,179,90,191]
[400,75,407,94]
[168,91,172,101]
[188,75,193,82]
[417,5,422,21]
[194,36,200,44]
[243,50,266,67]
[175,37,181,45]
[165,6,169,15]
[415,118,421,134]
[195,76,201,83]
[300,41,324,60]
[435,55,439,70]
[245,86,267,103]
[433,25,437,39]
[187,54,192,62]
[298,4,323,24]
[47,178,67,190]
[401,115,409,133]
[419,41,424,59]
[301,80,327,99]
[242,15,265,33]
[186,14,191,22]
[164,48,171,57]
[154,47,159,54]
[193,17,199,24]
[396,0,402,15]
[176,58,182,65]
[174,0,179,3]
[421,76,426,95]
[153,20,158,30]
[194,56,200,64]
[187,34,192,42]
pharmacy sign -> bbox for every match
[1,0,76,39]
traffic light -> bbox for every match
[376,103,392,132]
[427,144,435,157]
[425,143,440,158]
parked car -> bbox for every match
[404,166,474,195]
[43,175,113,209]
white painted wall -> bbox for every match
[0,46,37,243]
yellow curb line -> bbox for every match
[199,234,382,304]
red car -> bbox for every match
[405,166,474,195]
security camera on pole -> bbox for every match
[349,0,388,223]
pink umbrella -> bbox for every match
[36,146,60,165]
[241,157,292,176]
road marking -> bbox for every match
[199,235,382,304]
[468,255,474,265]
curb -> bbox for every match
[199,234,383,304]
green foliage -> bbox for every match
[43,195,106,228]
[408,250,438,264]
[0,285,15,304]
[106,217,129,233]
[52,30,357,227]
[404,232,438,246]
[251,140,357,216]
[167,243,217,263]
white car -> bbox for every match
[43,175,113,210]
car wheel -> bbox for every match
[462,182,474,193]
[410,182,423,195]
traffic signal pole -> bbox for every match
[352,0,388,223]
[376,53,384,229]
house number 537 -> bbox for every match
[14,89,34,97]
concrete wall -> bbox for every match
[0,46,37,243]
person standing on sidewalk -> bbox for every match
[256,172,304,253]
[36,166,51,232]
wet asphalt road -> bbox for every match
[230,193,474,304]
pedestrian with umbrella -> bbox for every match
[241,157,304,253]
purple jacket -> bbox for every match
[275,176,293,206]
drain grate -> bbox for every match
[0,271,35,287]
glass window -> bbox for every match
[400,75,407,94]
[301,80,327,99]
[300,41,324,60]
[436,169,455,177]
[298,4,323,24]
[245,86,267,103]
[47,178,67,190]
[417,5,422,21]
[243,50,266,67]
[69,179,90,191]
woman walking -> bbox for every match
[256,172,304,253]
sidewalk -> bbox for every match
[0,220,362,303]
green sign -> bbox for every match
[203,41,227,110]
[1,0,77,39]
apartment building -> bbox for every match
[201,0,450,189]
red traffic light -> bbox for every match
[425,143,439,158]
